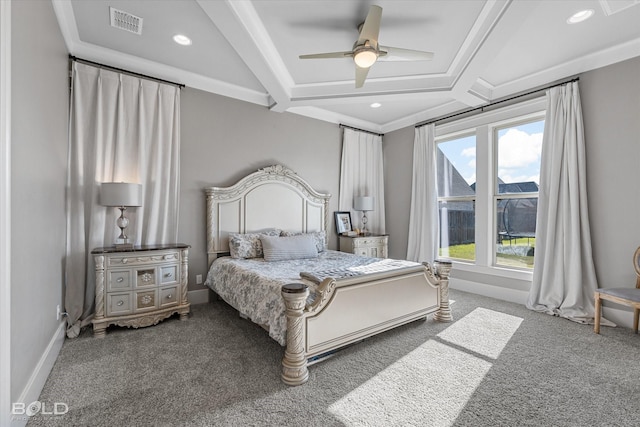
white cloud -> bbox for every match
[498,169,540,185]
[498,129,542,168]
[461,147,476,158]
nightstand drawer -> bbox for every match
[160,265,178,284]
[107,293,132,316]
[135,289,158,311]
[356,249,369,257]
[340,234,388,259]
[107,270,131,291]
[135,268,156,287]
[159,286,179,308]
[355,237,386,246]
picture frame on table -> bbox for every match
[334,211,353,234]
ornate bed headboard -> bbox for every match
[205,165,331,265]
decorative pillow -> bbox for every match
[280,230,326,252]
[260,235,319,262]
[228,229,281,259]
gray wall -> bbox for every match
[11,0,68,401]
[383,55,640,308]
[382,126,414,260]
[581,56,640,295]
[178,88,343,291]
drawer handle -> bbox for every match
[164,273,172,278]
[166,294,172,299]
[117,300,124,306]
[117,277,124,283]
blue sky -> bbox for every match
[439,120,544,186]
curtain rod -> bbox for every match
[339,124,383,137]
[415,77,579,128]
[69,55,185,89]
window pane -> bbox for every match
[439,200,475,261]
[438,135,476,197]
[496,197,537,268]
[497,120,543,194]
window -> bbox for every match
[435,102,545,272]
[494,120,543,268]
[438,134,476,261]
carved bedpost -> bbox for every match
[180,247,189,320]
[281,283,309,386]
[93,255,107,338]
[433,260,453,322]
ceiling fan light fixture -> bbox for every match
[354,50,378,68]
[567,9,594,24]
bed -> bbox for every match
[205,165,452,385]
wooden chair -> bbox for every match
[594,246,640,334]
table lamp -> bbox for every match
[353,196,374,236]
[100,182,142,248]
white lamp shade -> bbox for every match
[354,196,374,211]
[100,182,142,207]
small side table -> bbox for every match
[91,243,190,337]
[339,234,388,258]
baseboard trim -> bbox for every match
[450,278,636,330]
[450,277,529,305]
[601,306,634,329]
[188,288,209,305]
[11,321,65,427]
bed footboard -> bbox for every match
[281,260,452,386]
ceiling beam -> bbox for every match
[196,0,293,112]
[450,0,539,104]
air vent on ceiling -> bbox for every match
[109,7,143,35]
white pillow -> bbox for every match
[260,235,319,262]
[280,230,326,252]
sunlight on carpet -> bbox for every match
[437,307,523,359]
[328,308,523,426]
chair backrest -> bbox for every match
[634,246,640,289]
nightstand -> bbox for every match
[339,234,388,258]
[91,243,190,337]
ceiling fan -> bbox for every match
[298,5,434,88]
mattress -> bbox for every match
[204,250,420,345]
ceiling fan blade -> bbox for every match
[355,65,370,88]
[299,51,353,60]
[357,5,382,45]
[378,46,434,61]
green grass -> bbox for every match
[440,237,535,269]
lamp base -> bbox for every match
[115,238,134,249]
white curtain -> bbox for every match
[407,124,439,263]
[339,128,385,234]
[65,62,181,337]
[527,81,598,323]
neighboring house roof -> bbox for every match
[437,148,474,197]
[498,181,539,193]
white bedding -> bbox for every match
[204,250,421,345]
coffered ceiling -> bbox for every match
[53,0,640,133]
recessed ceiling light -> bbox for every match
[173,34,192,46]
[370,102,382,108]
[567,9,594,24]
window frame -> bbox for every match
[434,97,546,280]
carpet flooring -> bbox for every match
[27,289,640,426]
